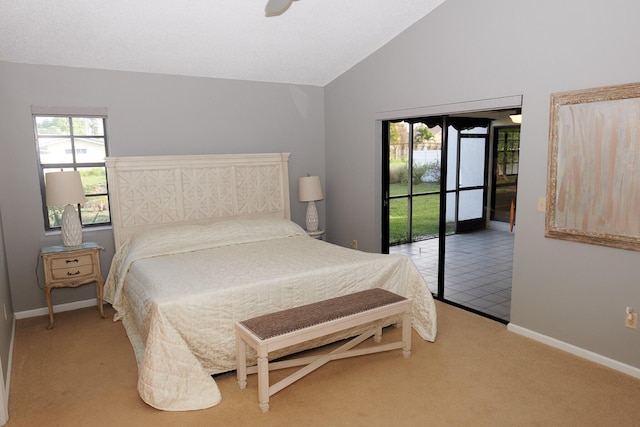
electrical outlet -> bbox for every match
[350,240,358,250]
[625,312,638,329]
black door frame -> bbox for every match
[447,119,491,233]
[382,116,491,301]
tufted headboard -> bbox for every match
[105,153,291,249]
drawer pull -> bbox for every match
[67,270,81,276]
[65,259,80,264]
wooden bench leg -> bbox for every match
[402,311,412,358]
[373,319,383,342]
[237,335,248,389]
[257,351,270,412]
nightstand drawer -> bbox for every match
[50,253,93,270]
[50,263,95,280]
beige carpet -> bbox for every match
[7,302,640,426]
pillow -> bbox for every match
[125,216,306,260]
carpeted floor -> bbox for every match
[6,301,640,426]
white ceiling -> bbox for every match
[0,0,446,87]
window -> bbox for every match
[34,113,111,230]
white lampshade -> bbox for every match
[45,171,86,247]
[298,175,323,202]
[298,175,323,232]
[45,171,86,207]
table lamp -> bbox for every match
[45,170,86,247]
[298,175,323,232]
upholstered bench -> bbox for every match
[235,288,412,412]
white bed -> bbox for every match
[103,153,437,411]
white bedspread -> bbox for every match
[104,218,437,411]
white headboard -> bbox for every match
[105,153,291,249]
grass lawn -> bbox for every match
[389,182,442,244]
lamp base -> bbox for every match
[305,201,319,232]
[61,204,83,247]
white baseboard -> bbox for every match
[14,298,99,320]
[507,323,640,380]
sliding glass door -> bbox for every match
[383,117,490,299]
[384,106,520,322]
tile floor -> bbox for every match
[390,227,514,322]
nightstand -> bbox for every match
[306,229,324,240]
[40,242,105,329]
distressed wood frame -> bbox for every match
[546,82,640,251]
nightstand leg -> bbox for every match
[96,279,106,319]
[45,286,54,330]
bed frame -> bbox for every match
[105,153,291,249]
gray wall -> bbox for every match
[0,62,325,313]
[0,208,14,389]
[324,0,640,369]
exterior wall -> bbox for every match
[324,0,640,370]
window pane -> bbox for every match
[47,206,64,229]
[389,198,408,245]
[411,194,440,240]
[78,167,107,195]
[459,137,486,188]
[458,189,484,220]
[446,126,458,191]
[412,123,441,195]
[38,137,73,164]
[75,138,106,163]
[81,196,110,225]
[72,117,104,136]
[389,121,410,196]
[36,117,70,135]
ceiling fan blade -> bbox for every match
[265,0,294,16]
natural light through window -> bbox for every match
[34,114,111,230]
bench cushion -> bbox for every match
[239,288,406,340]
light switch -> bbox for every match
[537,197,546,212]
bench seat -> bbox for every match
[235,288,412,412]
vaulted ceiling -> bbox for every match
[0,0,446,86]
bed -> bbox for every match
[103,153,437,411]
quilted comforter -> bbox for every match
[104,218,437,411]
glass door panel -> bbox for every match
[458,189,484,220]
[385,112,517,323]
[460,137,485,188]
[446,126,458,192]
[411,194,440,241]
[389,198,408,245]
[451,123,489,232]
[491,127,520,223]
